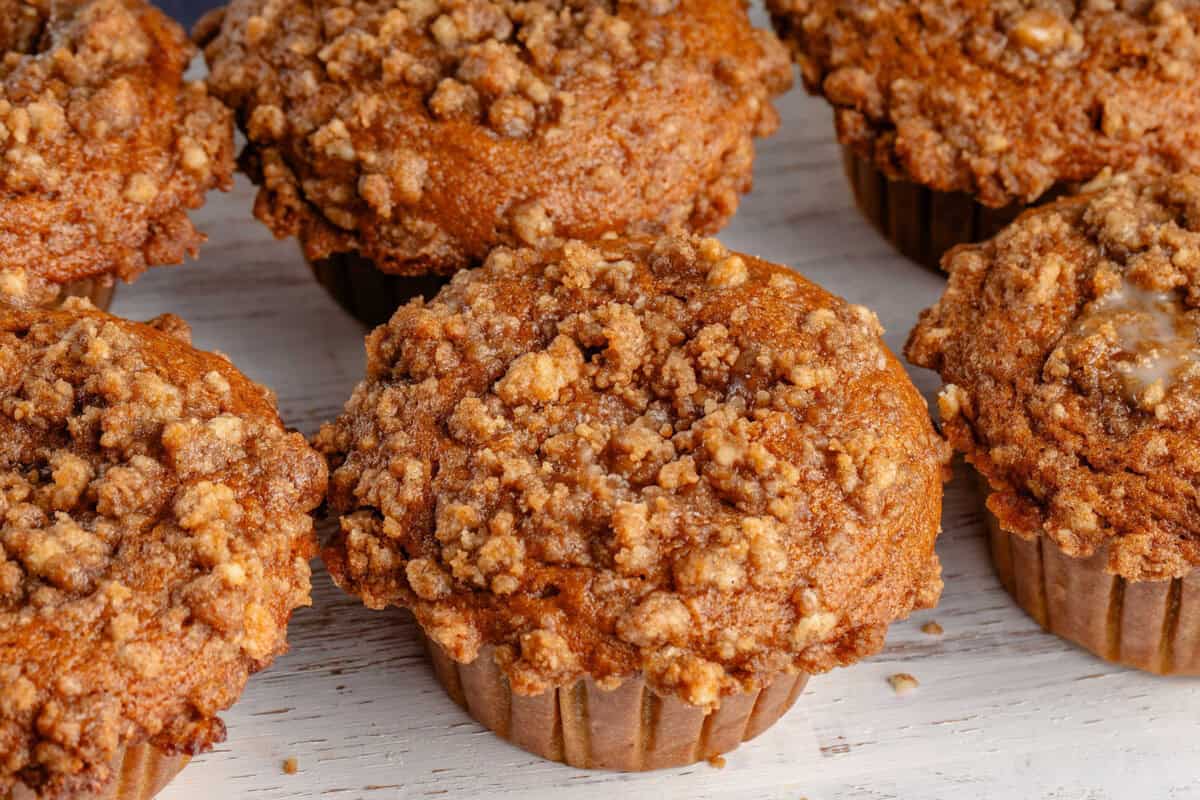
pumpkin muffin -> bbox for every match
[318,234,947,769]
[907,173,1200,674]
[198,0,793,325]
[0,0,234,311]
[0,301,327,799]
[771,0,1200,270]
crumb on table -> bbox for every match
[889,673,920,696]
[283,757,299,775]
[921,621,944,636]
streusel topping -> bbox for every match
[319,236,946,708]
[0,303,326,800]
[908,173,1200,580]
[0,0,234,296]
[772,0,1200,206]
[200,0,791,275]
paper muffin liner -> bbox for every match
[841,147,1025,272]
[307,250,451,327]
[977,473,1200,675]
[58,276,117,312]
[12,744,188,800]
[422,636,808,771]
[95,745,189,800]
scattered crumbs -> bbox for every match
[920,620,944,636]
[888,673,920,696]
[707,754,727,769]
[283,757,299,775]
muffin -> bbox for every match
[198,0,793,325]
[0,301,327,798]
[318,234,947,769]
[0,0,235,311]
[771,0,1200,270]
[907,173,1200,674]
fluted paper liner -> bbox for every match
[55,277,117,311]
[308,250,450,327]
[841,147,1025,272]
[12,744,188,800]
[980,476,1200,675]
[424,638,808,770]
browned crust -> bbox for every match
[200,0,792,276]
[771,0,1200,207]
[907,173,1200,582]
[0,0,234,288]
[318,234,947,709]
[0,303,327,800]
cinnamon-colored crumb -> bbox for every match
[907,173,1200,581]
[888,673,919,696]
[0,302,327,800]
[707,754,727,769]
[0,0,234,294]
[319,235,947,710]
[282,757,298,775]
[920,621,944,637]
[772,0,1200,207]
[200,0,792,276]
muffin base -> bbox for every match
[307,251,450,327]
[95,745,189,800]
[424,639,808,771]
[58,276,117,311]
[980,479,1200,675]
[12,744,188,800]
[841,147,1025,272]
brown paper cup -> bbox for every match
[54,277,117,311]
[978,474,1200,675]
[307,250,451,327]
[424,638,808,770]
[12,744,189,800]
[841,147,1026,272]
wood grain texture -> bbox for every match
[135,50,1200,800]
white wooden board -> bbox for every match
[120,53,1200,800]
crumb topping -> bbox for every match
[888,672,918,695]
[0,0,234,288]
[907,173,1200,581]
[0,303,326,800]
[319,235,946,708]
[772,0,1200,206]
[200,0,791,275]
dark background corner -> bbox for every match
[155,0,223,30]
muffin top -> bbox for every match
[318,235,946,708]
[0,0,234,307]
[199,0,792,276]
[908,173,1200,581]
[772,0,1200,207]
[0,303,327,799]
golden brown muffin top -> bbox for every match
[0,0,234,305]
[908,173,1200,581]
[772,0,1200,207]
[0,303,327,800]
[318,235,947,709]
[199,0,792,276]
